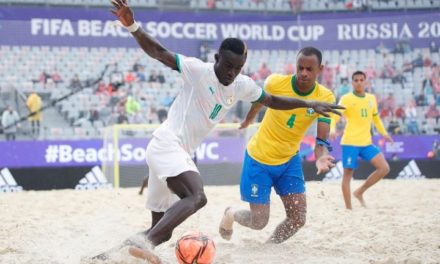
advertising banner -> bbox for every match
[0,7,438,56]
[1,135,438,168]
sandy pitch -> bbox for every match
[1,179,439,264]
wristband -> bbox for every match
[316,137,333,152]
[126,21,140,33]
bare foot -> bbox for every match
[129,246,162,264]
[91,243,126,261]
[353,189,366,208]
[219,207,234,240]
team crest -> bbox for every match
[306,107,315,116]
[251,184,258,197]
[368,100,373,108]
[226,96,234,105]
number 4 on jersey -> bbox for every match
[287,114,296,128]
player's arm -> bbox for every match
[373,113,393,142]
[259,92,344,117]
[329,96,346,140]
[239,102,264,129]
[111,0,178,71]
[329,113,341,134]
[372,96,393,142]
[315,120,335,175]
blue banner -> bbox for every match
[0,7,438,56]
[0,135,438,168]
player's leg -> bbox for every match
[128,171,205,263]
[219,151,271,240]
[142,211,165,236]
[353,145,390,207]
[342,168,355,209]
[31,120,35,136]
[219,203,270,240]
[138,176,148,195]
[267,154,306,243]
[341,145,359,209]
[36,120,40,136]
[267,193,306,244]
[234,203,270,229]
[146,170,207,246]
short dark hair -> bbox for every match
[298,47,322,65]
[352,70,366,80]
[219,38,247,56]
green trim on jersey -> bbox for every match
[352,91,366,98]
[252,89,266,103]
[318,117,331,124]
[176,54,182,73]
[291,75,316,96]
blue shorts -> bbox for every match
[341,145,380,169]
[240,151,305,205]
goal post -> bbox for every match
[102,123,259,188]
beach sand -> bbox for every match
[1,179,439,264]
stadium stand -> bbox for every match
[1,44,439,139]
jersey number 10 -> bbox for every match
[209,104,223,120]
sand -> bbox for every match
[1,179,439,264]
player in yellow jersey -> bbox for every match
[330,71,393,210]
[219,47,342,244]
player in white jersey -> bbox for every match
[101,1,344,263]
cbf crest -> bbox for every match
[306,107,315,117]
[251,184,258,197]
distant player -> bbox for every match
[105,1,343,262]
[330,70,392,210]
[219,47,340,244]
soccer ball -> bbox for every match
[175,231,216,264]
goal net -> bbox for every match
[101,123,259,188]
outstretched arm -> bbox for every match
[259,93,344,117]
[239,103,264,129]
[111,0,178,71]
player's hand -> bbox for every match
[316,155,335,175]
[239,120,252,129]
[384,135,393,143]
[110,0,135,27]
[309,101,345,117]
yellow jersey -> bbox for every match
[331,92,387,146]
[247,74,335,165]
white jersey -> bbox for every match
[153,54,264,155]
